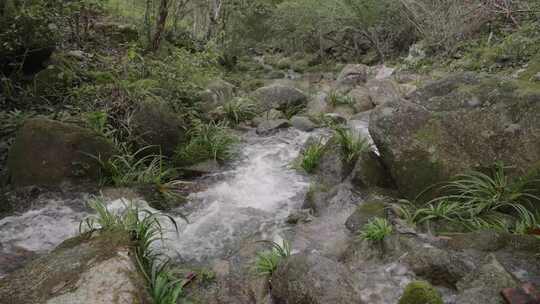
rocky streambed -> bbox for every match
[1,62,540,304]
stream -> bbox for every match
[0,128,314,276]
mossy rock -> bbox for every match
[399,281,443,304]
[7,118,113,187]
[370,73,540,200]
[350,151,394,190]
[345,198,387,233]
[0,230,150,304]
[131,100,187,157]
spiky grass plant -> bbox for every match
[327,90,354,108]
[222,97,257,126]
[333,126,370,164]
[298,140,325,173]
[176,120,238,166]
[255,240,291,276]
[396,164,540,234]
[80,198,185,304]
[96,145,175,187]
[358,217,393,241]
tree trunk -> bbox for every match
[151,0,169,51]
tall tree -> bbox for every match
[152,0,169,50]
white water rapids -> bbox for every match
[0,128,313,276]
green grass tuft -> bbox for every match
[254,240,291,276]
[358,217,393,241]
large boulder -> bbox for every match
[256,119,291,135]
[251,85,308,113]
[347,87,374,113]
[455,255,519,304]
[369,73,540,199]
[271,253,362,304]
[336,64,369,92]
[349,151,394,190]
[0,231,150,304]
[366,79,401,106]
[132,100,186,157]
[7,118,113,187]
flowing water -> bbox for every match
[0,128,313,276]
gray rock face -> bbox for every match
[349,151,394,190]
[132,100,186,157]
[336,64,369,92]
[369,73,540,199]
[271,253,362,304]
[7,118,113,187]
[256,119,291,135]
[455,255,519,304]
[313,136,349,186]
[0,231,149,304]
[347,87,374,113]
[366,79,401,106]
[251,85,307,113]
[290,115,317,132]
[307,92,329,116]
[345,196,388,233]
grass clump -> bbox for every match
[222,97,257,126]
[97,145,175,187]
[334,127,370,164]
[254,240,291,276]
[176,120,238,166]
[80,197,186,304]
[358,217,393,241]
[396,163,540,234]
[327,90,354,108]
[296,139,325,174]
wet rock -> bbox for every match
[0,231,150,304]
[251,85,307,113]
[132,100,186,157]
[455,255,519,304]
[398,280,443,304]
[345,198,387,233]
[366,79,401,106]
[256,119,291,135]
[349,151,394,190]
[369,73,540,199]
[314,136,350,186]
[182,159,221,177]
[271,253,362,304]
[323,113,347,125]
[336,64,369,92]
[286,209,313,224]
[252,109,285,126]
[290,115,316,132]
[501,283,540,304]
[7,118,113,187]
[347,87,374,113]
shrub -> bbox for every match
[358,217,393,241]
[176,120,238,166]
[255,240,291,276]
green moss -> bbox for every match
[415,120,442,146]
[399,281,443,304]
